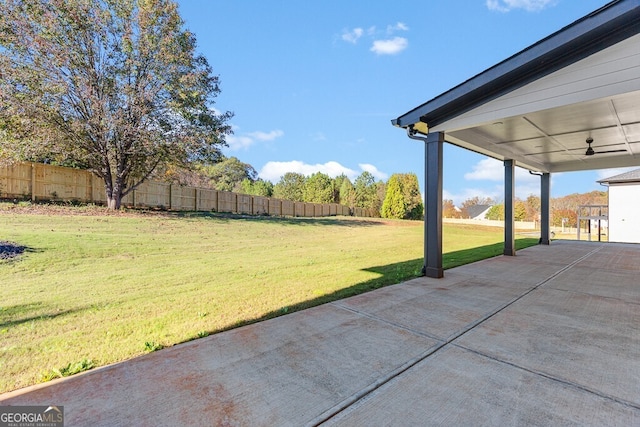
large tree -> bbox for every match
[0,0,232,209]
[273,172,306,202]
[442,199,460,218]
[381,175,406,219]
[338,176,356,207]
[204,156,257,192]
[240,178,273,197]
[485,200,527,221]
[398,173,423,220]
[381,173,423,220]
[354,171,377,210]
[303,172,334,204]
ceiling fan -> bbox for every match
[584,137,626,156]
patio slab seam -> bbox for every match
[305,341,448,427]
[452,343,640,411]
[315,244,607,425]
[329,301,445,343]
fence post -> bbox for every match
[30,163,36,201]
[87,173,92,202]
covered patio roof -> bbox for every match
[392,0,640,278]
[392,0,640,174]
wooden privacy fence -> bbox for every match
[0,162,377,218]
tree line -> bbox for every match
[442,191,608,228]
[160,156,424,220]
[0,0,422,220]
[0,0,613,221]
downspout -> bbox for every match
[406,125,427,142]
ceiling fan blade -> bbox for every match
[595,149,627,154]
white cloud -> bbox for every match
[359,163,389,181]
[387,22,409,34]
[247,130,284,141]
[258,160,388,183]
[486,0,556,12]
[226,135,254,151]
[443,187,502,207]
[259,161,355,182]
[464,157,541,188]
[450,157,547,205]
[370,37,408,55]
[464,158,504,181]
[341,27,364,44]
[226,128,284,151]
[341,23,409,56]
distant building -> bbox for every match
[598,169,640,243]
[466,204,492,220]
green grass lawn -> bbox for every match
[0,203,538,393]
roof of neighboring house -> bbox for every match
[466,204,492,220]
[598,168,640,184]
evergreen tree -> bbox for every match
[354,172,377,209]
[381,175,406,219]
[273,172,306,202]
[303,172,334,204]
[338,177,356,207]
[399,173,423,219]
[381,173,423,219]
[241,178,273,197]
[374,181,386,216]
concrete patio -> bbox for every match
[1,240,639,426]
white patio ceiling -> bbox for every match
[440,89,640,174]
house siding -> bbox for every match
[609,183,640,243]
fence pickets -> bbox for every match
[0,162,372,218]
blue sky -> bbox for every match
[176,0,629,205]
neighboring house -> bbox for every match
[466,204,492,220]
[598,169,640,243]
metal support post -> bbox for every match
[407,128,444,278]
[424,132,444,278]
[504,159,515,256]
[540,172,551,245]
